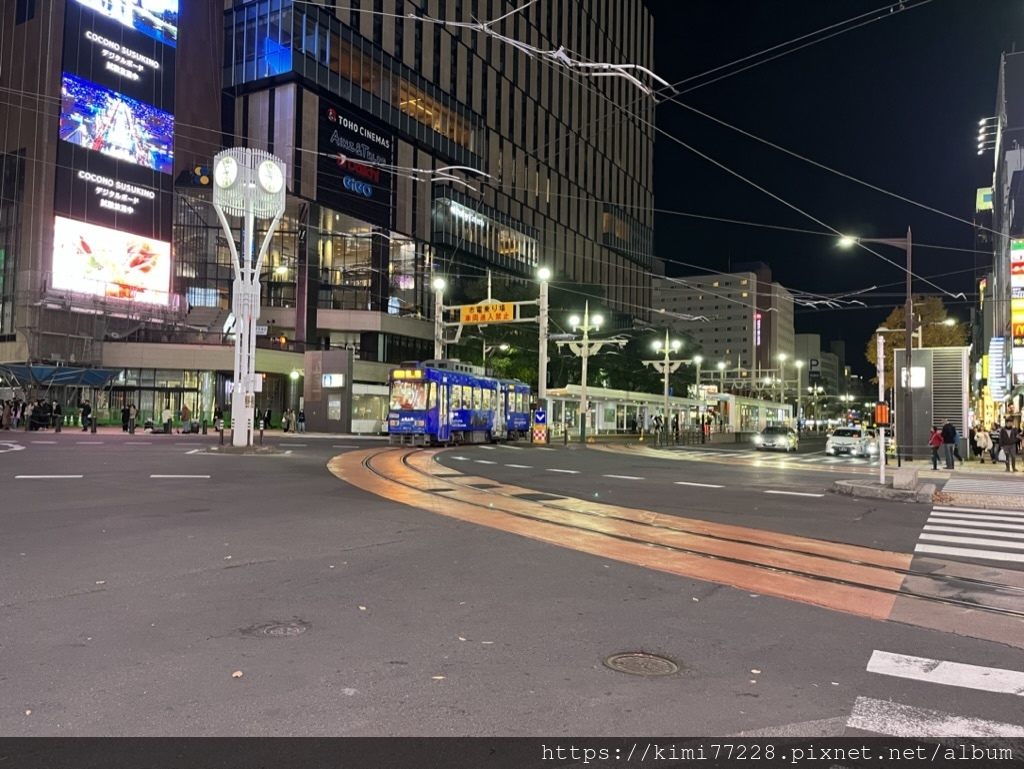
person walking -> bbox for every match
[297,409,305,433]
[121,404,130,432]
[990,422,1002,463]
[180,403,191,434]
[975,425,992,463]
[940,419,957,470]
[929,427,943,470]
[128,403,137,434]
[999,418,1019,473]
[80,400,92,431]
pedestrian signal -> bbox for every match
[874,402,890,427]
[192,166,211,185]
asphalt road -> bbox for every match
[1,430,1022,738]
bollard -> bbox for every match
[259,422,264,446]
[220,423,225,445]
[202,419,208,435]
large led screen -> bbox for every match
[60,73,174,175]
[52,216,171,304]
[72,0,178,49]
[62,0,175,110]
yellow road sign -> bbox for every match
[458,302,514,324]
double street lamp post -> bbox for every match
[644,330,683,445]
[557,302,624,444]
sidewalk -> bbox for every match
[3,424,388,440]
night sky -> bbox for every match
[642,0,1023,374]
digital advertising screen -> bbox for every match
[62,0,175,110]
[52,215,171,304]
[53,147,173,241]
[71,0,179,49]
[59,73,174,175]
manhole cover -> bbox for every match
[242,620,310,638]
[603,652,679,677]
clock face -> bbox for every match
[215,156,238,189]
[258,160,284,194]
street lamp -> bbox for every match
[717,360,727,393]
[794,360,804,428]
[644,330,683,443]
[556,302,624,444]
[840,228,914,458]
[211,148,288,448]
[778,352,788,420]
[432,277,446,359]
[482,341,509,367]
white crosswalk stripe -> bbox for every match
[847,650,1024,737]
[915,506,1024,564]
[942,476,1024,495]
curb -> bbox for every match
[834,479,936,504]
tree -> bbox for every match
[863,296,968,383]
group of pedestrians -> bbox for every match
[930,418,1022,473]
[1,398,64,430]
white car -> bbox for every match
[825,427,877,458]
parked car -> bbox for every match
[753,425,799,452]
[825,427,878,457]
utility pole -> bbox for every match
[433,277,445,359]
[877,332,886,485]
[903,226,914,461]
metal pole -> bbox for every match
[903,226,913,461]
[878,333,886,485]
[580,302,589,445]
[482,336,486,369]
[434,284,444,359]
[662,330,670,432]
[538,277,549,405]
[780,358,786,423]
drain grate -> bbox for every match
[242,620,310,638]
[603,652,679,677]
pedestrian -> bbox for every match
[929,427,943,470]
[128,402,136,434]
[162,406,172,434]
[953,426,963,467]
[263,407,272,429]
[180,403,191,434]
[121,404,130,432]
[940,419,956,469]
[80,400,91,431]
[975,425,992,463]
[297,409,305,433]
[990,422,1001,462]
[214,404,224,432]
[999,418,1019,473]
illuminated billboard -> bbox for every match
[72,0,178,49]
[52,216,171,304]
[59,73,173,175]
[63,1,175,110]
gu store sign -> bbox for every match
[317,103,395,229]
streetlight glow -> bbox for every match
[838,236,857,248]
[537,267,552,281]
[592,314,603,327]
[693,354,703,364]
[569,315,580,328]
[432,277,446,291]
[671,340,682,351]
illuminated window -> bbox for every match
[712,281,719,287]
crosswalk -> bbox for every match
[914,505,1024,564]
[669,448,877,466]
[846,650,1024,738]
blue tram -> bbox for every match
[387,360,532,445]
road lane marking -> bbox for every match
[764,490,824,497]
[914,544,1024,563]
[500,445,524,450]
[603,474,645,480]
[866,651,1024,695]
[131,441,152,445]
[30,441,57,444]
[548,468,580,474]
[919,532,1024,550]
[847,696,1024,737]
[149,474,211,479]
[536,447,556,451]
[675,481,724,488]
[927,517,1024,531]
[15,475,83,479]
[280,443,307,447]
[77,441,103,445]
[333,445,360,449]
[474,460,497,465]
[931,510,1024,523]
[479,446,496,450]
[934,504,1024,516]
[924,524,1024,539]
[506,464,533,469]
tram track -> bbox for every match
[330,446,1024,647]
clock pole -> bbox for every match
[212,148,288,447]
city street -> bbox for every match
[1,431,1022,738]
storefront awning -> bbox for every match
[0,364,120,389]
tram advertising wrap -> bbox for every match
[53,0,177,300]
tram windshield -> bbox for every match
[389,381,428,410]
